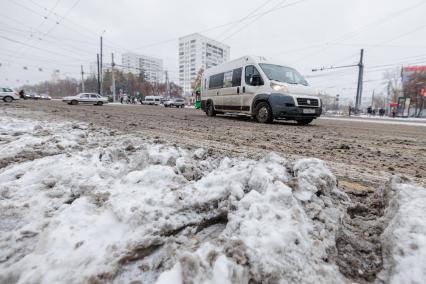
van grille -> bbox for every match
[297,98,319,107]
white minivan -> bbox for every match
[142,96,162,105]
[201,56,322,125]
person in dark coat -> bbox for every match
[19,90,25,99]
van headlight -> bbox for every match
[270,82,288,93]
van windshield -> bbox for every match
[259,63,308,86]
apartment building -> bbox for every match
[121,53,163,83]
[178,33,230,96]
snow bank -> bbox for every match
[0,112,425,284]
[378,176,426,284]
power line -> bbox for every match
[215,0,276,40]
[292,0,426,64]
[129,0,307,52]
[16,0,82,59]
[222,0,309,42]
[0,34,86,61]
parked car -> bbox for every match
[141,96,162,105]
[201,55,322,125]
[62,93,108,106]
[0,87,19,102]
[164,98,186,108]
[40,94,52,100]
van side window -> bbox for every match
[232,68,242,87]
[209,73,224,89]
[245,65,263,86]
[223,71,233,88]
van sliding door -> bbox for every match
[221,68,242,112]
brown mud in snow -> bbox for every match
[2,100,425,188]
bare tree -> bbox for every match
[383,68,402,104]
[191,68,204,93]
[20,69,183,99]
[372,92,386,108]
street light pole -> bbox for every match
[111,53,116,102]
[99,30,106,96]
[100,36,103,96]
[80,65,85,92]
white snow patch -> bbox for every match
[0,112,425,284]
[379,177,426,284]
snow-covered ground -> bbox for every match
[0,111,425,284]
[320,116,426,127]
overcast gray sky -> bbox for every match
[1,0,426,102]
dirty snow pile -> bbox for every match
[0,112,425,284]
[377,177,426,284]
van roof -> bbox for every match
[203,55,291,76]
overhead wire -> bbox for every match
[292,0,426,65]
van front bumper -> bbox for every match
[272,106,322,120]
[268,94,322,120]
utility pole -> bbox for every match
[80,65,85,92]
[165,70,170,98]
[370,89,375,108]
[335,94,340,111]
[100,36,103,96]
[111,53,116,102]
[312,48,364,114]
[97,54,100,94]
[355,49,364,112]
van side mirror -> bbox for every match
[251,74,262,86]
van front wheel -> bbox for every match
[255,102,273,123]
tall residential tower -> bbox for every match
[121,52,163,83]
[178,33,230,96]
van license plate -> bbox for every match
[303,108,316,114]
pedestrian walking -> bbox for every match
[19,90,25,99]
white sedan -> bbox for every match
[63,93,108,106]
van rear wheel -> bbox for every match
[206,102,216,117]
[255,102,273,123]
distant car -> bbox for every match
[40,94,52,100]
[164,98,185,108]
[62,93,108,106]
[29,93,41,100]
[0,87,19,102]
[20,92,31,100]
[142,96,162,105]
